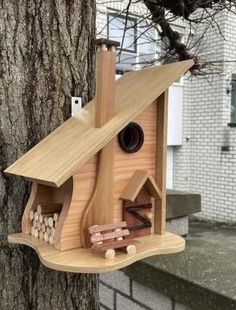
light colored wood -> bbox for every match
[31,227,35,236]
[39,231,44,241]
[39,214,43,224]
[32,220,37,229]
[81,140,115,247]
[53,213,59,222]
[41,223,46,233]
[48,217,54,228]
[46,227,51,235]
[8,232,185,273]
[95,47,116,127]
[145,211,153,220]
[58,103,157,250]
[93,239,138,251]
[120,170,162,201]
[90,229,129,243]
[115,229,123,241]
[44,232,49,242]
[5,60,194,187]
[44,217,49,227]
[22,182,39,233]
[88,222,127,234]
[49,236,54,245]
[145,175,163,200]
[34,211,39,221]
[34,229,39,238]
[37,204,42,215]
[126,245,136,255]
[89,221,138,257]
[21,181,67,234]
[155,91,168,235]
[53,178,73,249]
[51,227,55,238]
[81,46,116,245]
[36,222,41,231]
[18,86,174,252]
[121,170,149,201]
[30,210,34,221]
[105,249,115,259]
[25,102,158,251]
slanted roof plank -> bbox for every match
[120,170,163,202]
[5,60,194,187]
[120,170,149,201]
[145,175,163,200]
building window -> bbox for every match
[230,75,236,123]
[137,20,157,67]
[108,13,137,53]
[107,12,158,75]
[108,13,137,74]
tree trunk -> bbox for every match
[0,1,99,309]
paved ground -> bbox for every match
[188,222,236,251]
[125,222,236,310]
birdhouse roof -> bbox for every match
[5,60,194,187]
[120,170,162,201]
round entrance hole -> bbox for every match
[118,122,144,153]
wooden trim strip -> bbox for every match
[90,229,129,243]
[88,221,127,234]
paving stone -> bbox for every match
[166,216,188,235]
[132,281,172,310]
[100,271,130,295]
[116,294,147,310]
[175,301,192,310]
[99,283,114,309]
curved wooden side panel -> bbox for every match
[56,157,97,251]
[22,179,73,239]
[54,178,73,248]
[22,182,53,234]
[80,154,99,248]
[22,182,37,234]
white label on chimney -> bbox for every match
[71,97,82,116]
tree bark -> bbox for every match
[0,1,99,309]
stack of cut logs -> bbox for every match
[30,203,62,246]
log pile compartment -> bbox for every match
[30,203,62,245]
[21,178,72,249]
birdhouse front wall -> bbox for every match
[57,102,157,251]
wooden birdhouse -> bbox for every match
[5,38,194,273]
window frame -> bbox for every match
[107,12,138,54]
[229,74,236,126]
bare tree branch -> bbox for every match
[97,0,236,74]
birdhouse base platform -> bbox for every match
[8,232,185,273]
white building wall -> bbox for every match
[174,11,236,223]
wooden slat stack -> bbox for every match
[88,221,137,258]
[30,203,62,246]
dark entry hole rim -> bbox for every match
[118,122,144,153]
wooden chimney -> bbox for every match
[81,39,120,247]
[94,38,120,127]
